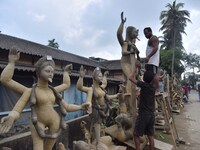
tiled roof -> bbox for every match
[99,60,121,70]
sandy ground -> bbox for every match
[173,90,200,150]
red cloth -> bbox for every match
[183,85,188,93]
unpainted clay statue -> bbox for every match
[117,11,140,94]
[118,82,129,114]
[72,136,127,150]
[117,12,140,114]
[0,48,89,150]
[115,12,140,142]
[80,120,91,145]
[76,65,120,148]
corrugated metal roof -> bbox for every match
[99,60,121,70]
[0,33,123,72]
[0,63,35,72]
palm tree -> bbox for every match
[48,38,59,49]
[184,53,200,72]
[159,0,191,76]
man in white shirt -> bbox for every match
[144,27,160,90]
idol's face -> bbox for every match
[130,28,138,39]
[39,65,54,82]
[94,72,103,83]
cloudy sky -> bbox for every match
[0,0,200,60]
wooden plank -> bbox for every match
[0,131,31,144]
[154,139,174,150]
[155,93,178,150]
[162,95,178,150]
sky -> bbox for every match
[0,0,200,60]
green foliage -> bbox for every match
[182,53,200,87]
[154,130,173,144]
[159,0,191,50]
[160,48,184,76]
[159,0,191,76]
[183,53,200,70]
[105,101,120,127]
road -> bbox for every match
[173,90,200,150]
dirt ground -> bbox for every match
[173,89,200,150]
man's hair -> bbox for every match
[143,71,154,83]
[143,27,152,33]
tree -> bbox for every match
[48,39,59,49]
[160,48,184,76]
[159,0,191,76]
[181,53,200,87]
[183,53,200,72]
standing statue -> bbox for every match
[117,12,140,115]
[0,48,89,150]
[76,66,120,148]
[115,12,140,142]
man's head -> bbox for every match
[143,27,153,39]
[143,71,155,83]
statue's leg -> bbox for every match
[94,123,100,145]
[116,124,126,142]
[121,60,131,81]
[126,80,132,94]
[44,139,57,150]
[44,119,60,150]
[120,62,132,94]
[30,122,44,150]
[58,142,66,150]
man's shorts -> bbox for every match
[134,114,155,136]
[145,64,158,74]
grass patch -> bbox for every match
[154,130,173,144]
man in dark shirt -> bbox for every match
[129,61,156,150]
